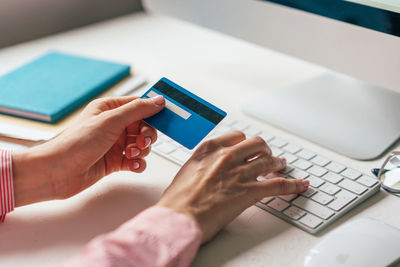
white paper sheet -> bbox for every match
[0,122,56,141]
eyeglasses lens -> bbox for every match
[381,156,400,192]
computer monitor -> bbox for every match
[143,0,400,160]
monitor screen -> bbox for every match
[262,0,400,37]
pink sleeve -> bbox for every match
[0,150,14,222]
[62,206,203,267]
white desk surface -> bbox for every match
[0,12,399,267]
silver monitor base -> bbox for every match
[242,73,400,160]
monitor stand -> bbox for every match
[242,72,400,160]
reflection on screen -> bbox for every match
[263,0,400,37]
[346,0,400,13]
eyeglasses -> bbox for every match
[372,151,400,194]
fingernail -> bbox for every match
[144,137,152,148]
[302,179,310,188]
[151,95,165,106]
[133,161,140,170]
[130,147,141,157]
[280,157,286,165]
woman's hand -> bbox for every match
[12,95,165,206]
[157,131,309,243]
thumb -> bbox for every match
[107,95,165,127]
[254,177,309,197]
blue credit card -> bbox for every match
[141,77,227,149]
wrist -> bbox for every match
[156,199,225,243]
[12,144,64,207]
[156,201,208,241]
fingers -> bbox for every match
[124,122,157,160]
[97,96,138,111]
[135,123,157,150]
[125,144,151,159]
[107,95,165,129]
[84,96,138,115]
[245,155,286,178]
[125,158,147,173]
[253,177,309,198]
[230,136,270,162]
[212,131,246,147]
[124,142,150,174]
[196,131,246,154]
[262,171,284,180]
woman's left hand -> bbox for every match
[12,95,165,206]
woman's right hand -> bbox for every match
[157,131,309,243]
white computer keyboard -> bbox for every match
[152,117,381,234]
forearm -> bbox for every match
[62,206,202,267]
[12,144,62,207]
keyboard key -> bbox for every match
[312,192,334,205]
[292,159,313,170]
[319,183,341,195]
[311,155,330,167]
[270,138,287,148]
[260,196,274,204]
[203,131,218,141]
[328,190,357,211]
[215,124,232,134]
[174,143,184,149]
[231,121,248,131]
[183,148,194,155]
[293,196,334,219]
[281,152,298,164]
[159,134,172,142]
[341,168,362,180]
[259,132,274,142]
[221,117,236,126]
[209,131,221,139]
[301,187,317,197]
[155,142,176,154]
[289,169,309,179]
[338,179,367,195]
[299,213,323,229]
[284,206,306,220]
[296,149,316,160]
[243,127,261,137]
[280,166,294,175]
[307,176,325,188]
[283,143,301,154]
[322,172,344,184]
[308,165,328,177]
[357,175,378,187]
[170,150,192,163]
[171,141,181,147]
[271,146,284,157]
[279,194,298,201]
[173,144,192,154]
[267,198,290,212]
[326,162,346,173]
[212,131,226,139]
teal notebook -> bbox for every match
[0,51,130,123]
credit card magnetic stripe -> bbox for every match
[152,80,225,124]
